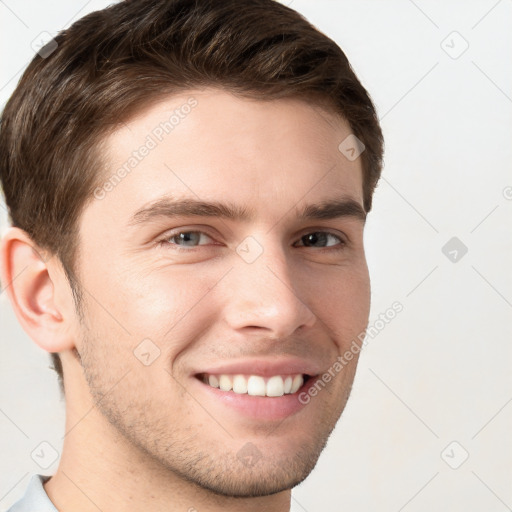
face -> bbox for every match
[72,88,370,497]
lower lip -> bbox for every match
[192,376,318,421]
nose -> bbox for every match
[222,238,316,339]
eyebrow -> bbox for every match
[127,195,367,227]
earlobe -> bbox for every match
[0,226,75,353]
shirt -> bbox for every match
[6,474,57,512]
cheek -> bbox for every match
[77,265,213,396]
[89,259,224,355]
[93,254,196,315]
[313,262,371,345]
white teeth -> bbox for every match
[233,374,248,394]
[283,376,293,393]
[201,373,305,397]
[247,375,266,396]
[219,375,232,391]
[290,374,303,394]
[266,375,285,397]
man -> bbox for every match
[0,0,384,510]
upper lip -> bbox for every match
[193,357,322,378]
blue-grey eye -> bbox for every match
[169,231,209,246]
[297,232,342,248]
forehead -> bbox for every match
[85,88,364,231]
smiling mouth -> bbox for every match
[195,372,313,397]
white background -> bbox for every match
[1,1,511,511]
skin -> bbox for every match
[1,87,371,512]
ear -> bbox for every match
[0,226,76,353]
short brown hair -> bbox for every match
[0,0,384,397]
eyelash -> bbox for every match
[156,229,347,252]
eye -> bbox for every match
[294,231,346,250]
[157,230,215,249]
